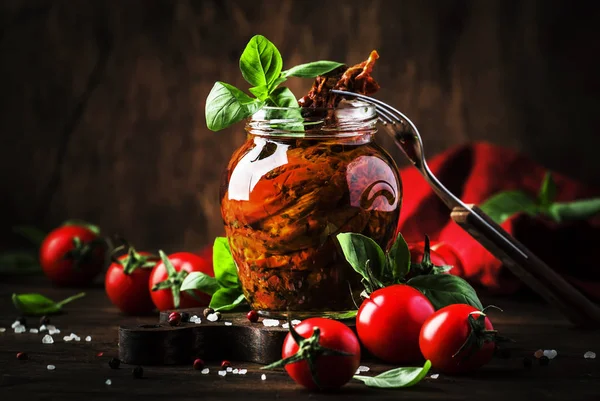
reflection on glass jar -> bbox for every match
[219,102,402,316]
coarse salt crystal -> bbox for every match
[291,320,301,326]
[46,325,56,331]
[430,374,440,379]
[14,325,26,334]
[47,364,56,370]
[29,328,39,334]
[232,369,239,374]
[534,349,544,358]
[358,365,370,372]
[0,327,6,333]
[262,319,280,327]
[42,334,54,344]
[74,336,81,342]
[224,322,233,326]
[543,349,558,360]
[261,374,266,381]
[63,336,73,342]
[85,336,92,342]
[226,367,233,372]
[201,368,209,374]
[355,369,361,375]
[39,325,47,332]
[239,369,247,375]
[281,323,290,329]
[584,351,596,359]
[218,370,227,376]
[105,379,112,386]
[49,329,60,335]
[207,313,219,322]
[11,321,21,329]
[69,333,77,339]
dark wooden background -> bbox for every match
[1,0,599,253]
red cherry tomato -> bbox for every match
[149,252,214,311]
[282,318,360,390]
[40,225,106,287]
[356,284,435,364]
[409,240,464,276]
[105,249,158,315]
[419,304,495,374]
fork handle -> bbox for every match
[451,205,600,328]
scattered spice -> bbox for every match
[207,313,220,322]
[534,349,544,359]
[47,364,56,371]
[539,356,550,366]
[201,368,209,374]
[430,374,440,379]
[584,351,596,359]
[41,334,54,344]
[218,370,227,377]
[203,308,215,318]
[108,358,121,369]
[132,366,144,379]
[261,374,267,381]
[247,310,259,323]
[543,349,557,360]
[221,360,231,369]
[180,312,190,323]
[168,312,182,326]
[16,352,28,360]
[40,316,50,326]
[97,352,104,357]
[17,317,27,326]
[105,379,112,386]
[193,359,205,370]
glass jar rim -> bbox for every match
[246,99,378,138]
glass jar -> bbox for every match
[219,101,402,317]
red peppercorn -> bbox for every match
[221,360,231,368]
[16,352,28,360]
[193,358,205,370]
[168,312,182,326]
[246,310,259,323]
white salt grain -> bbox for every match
[281,323,290,329]
[430,374,440,379]
[207,313,219,322]
[543,349,558,360]
[239,369,247,375]
[47,364,56,370]
[232,369,239,374]
[15,325,26,333]
[63,336,73,342]
[49,329,60,335]
[358,365,370,372]
[105,379,112,386]
[262,319,280,327]
[85,336,92,342]
[584,351,596,359]
[218,370,227,376]
[226,367,233,372]
[261,374,266,381]
[355,369,361,375]
[0,327,6,333]
[39,325,47,332]
[42,334,54,344]
[224,322,233,326]
[291,319,301,326]
[75,337,81,342]
[46,325,56,331]
[29,328,39,334]
[11,321,21,329]
[201,368,209,374]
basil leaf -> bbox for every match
[0,252,41,275]
[546,198,600,223]
[62,219,100,235]
[282,61,344,78]
[213,237,239,289]
[239,35,283,88]
[336,233,387,281]
[13,225,46,246]
[353,360,431,388]
[249,84,270,101]
[180,271,220,295]
[538,172,557,207]
[387,232,410,281]
[407,274,483,310]
[269,87,298,107]
[205,82,264,131]
[12,292,85,316]
[320,310,358,320]
[479,190,538,224]
[210,288,246,311]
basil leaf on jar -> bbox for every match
[212,237,240,289]
[210,288,246,311]
[407,274,483,310]
[336,233,387,282]
[387,232,411,282]
[282,61,345,78]
[353,360,431,388]
[239,34,283,89]
[205,82,264,131]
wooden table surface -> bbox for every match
[0,275,598,400]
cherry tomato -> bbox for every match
[40,225,106,287]
[419,304,495,374]
[356,284,435,364]
[149,252,214,311]
[409,240,464,276]
[282,318,360,390]
[105,248,158,315]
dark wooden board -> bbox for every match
[119,309,361,365]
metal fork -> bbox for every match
[331,89,600,327]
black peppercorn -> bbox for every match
[132,365,144,378]
[180,312,190,323]
[203,308,215,318]
[16,352,28,360]
[108,357,121,369]
[539,356,550,366]
[39,316,50,326]
[523,357,532,368]
[215,311,222,320]
[17,317,27,326]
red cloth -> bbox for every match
[397,142,600,301]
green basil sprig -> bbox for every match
[480,172,600,224]
[336,232,483,310]
[180,237,247,311]
[12,292,86,316]
[353,360,432,388]
[205,34,344,131]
